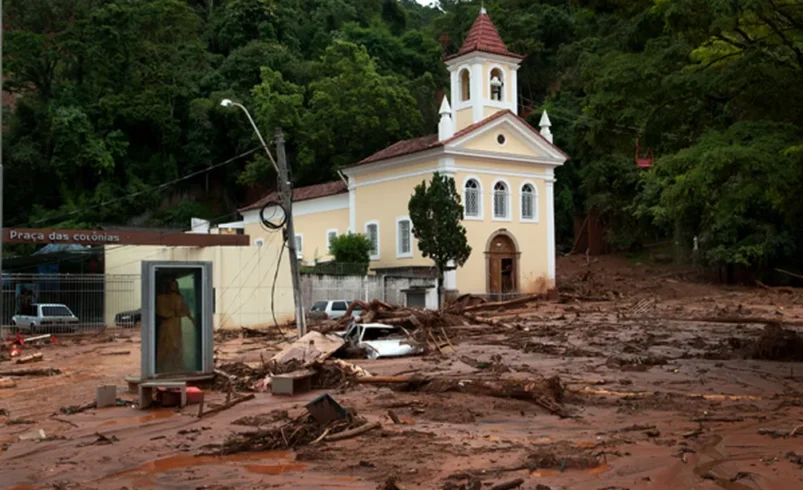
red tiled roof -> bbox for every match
[444,12,524,61]
[350,110,568,168]
[239,180,347,212]
[356,134,441,165]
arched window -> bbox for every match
[464,179,480,217]
[493,181,509,219]
[521,183,537,221]
[490,68,504,101]
[460,68,471,101]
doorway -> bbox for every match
[486,232,519,299]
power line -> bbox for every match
[22,147,260,228]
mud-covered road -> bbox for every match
[2,256,802,489]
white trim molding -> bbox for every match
[471,62,484,123]
[348,182,356,232]
[326,229,338,253]
[395,216,413,259]
[546,182,556,283]
[294,233,303,260]
[364,220,380,261]
[519,180,539,223]
[462,175,484,221]
[491,177,512,222]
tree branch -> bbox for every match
[757,13,803,70]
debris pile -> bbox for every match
[208,410,377,455]
[748,325,803,361]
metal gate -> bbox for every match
[1,273,139,336]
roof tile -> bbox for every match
[445,12,524,61]
[240,180,347,212]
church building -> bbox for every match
[239,8,569,302]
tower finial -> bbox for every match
[480,1,486,15]
[539,110,553,143]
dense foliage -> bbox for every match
[4,0,802,274]
[329,232,373,275]
[408,172,472,301]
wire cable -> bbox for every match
[22,147,260,227]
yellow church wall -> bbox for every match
[462,125,547,158]
[354,171,439,270]
[452,167,551,295]
[245,208,349,264]
[456,107,473,132]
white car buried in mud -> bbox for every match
[339,323,422,360]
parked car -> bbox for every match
[309,300,363,320]
[340,322,422,359]
[12,303,79,333]
[114,309,142,328]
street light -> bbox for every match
[220,99,279,173]
[220,99,307,336]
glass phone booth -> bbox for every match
[140,261,213,380]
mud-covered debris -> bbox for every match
[488,479,524,490]
[232,409,289,427]
[527,446,600,470]
[208,410,371,455]
[748,325,803,361]
[60,401,96,415]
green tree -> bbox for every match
[408,172,472,307]
[329,233,373,275]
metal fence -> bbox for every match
[1,273,139,336]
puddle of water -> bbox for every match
[112,450,294,477]
[98,409,175,427]
[244,463,308,475]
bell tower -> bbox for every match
[444,8,524,132]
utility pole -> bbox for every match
[220,99,306,337]
[274,128,306,336]
[1,0,5,329]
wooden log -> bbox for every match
[324,421,381,442]
[387,410,401,424]
[357,376,415,384]
[16,353,43,364]
[489,479,524,490]
[0,367,60,376]
[461,294,539,313]
[776,268,803,281]
[200,394,255,418]
[643,315,803,326]
[100,351,130,356]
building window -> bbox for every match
[294,234,303,259]
[464,178,481,218]
[460,68,471,101]
[490,68,504,101]
[254,238,265,248]
[521,183,537,221]
[365,222,379,260]
[397,218,412,258]
[326,229,338,252]
[497,134,506,145]
[493,181,509,219]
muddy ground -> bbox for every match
[1,255,802,490]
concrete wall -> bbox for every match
[104,244,295,329]
[301,274,438,310]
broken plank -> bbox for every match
[325,421,381,442]
[0,367,60,376]
[15,353,43,364]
